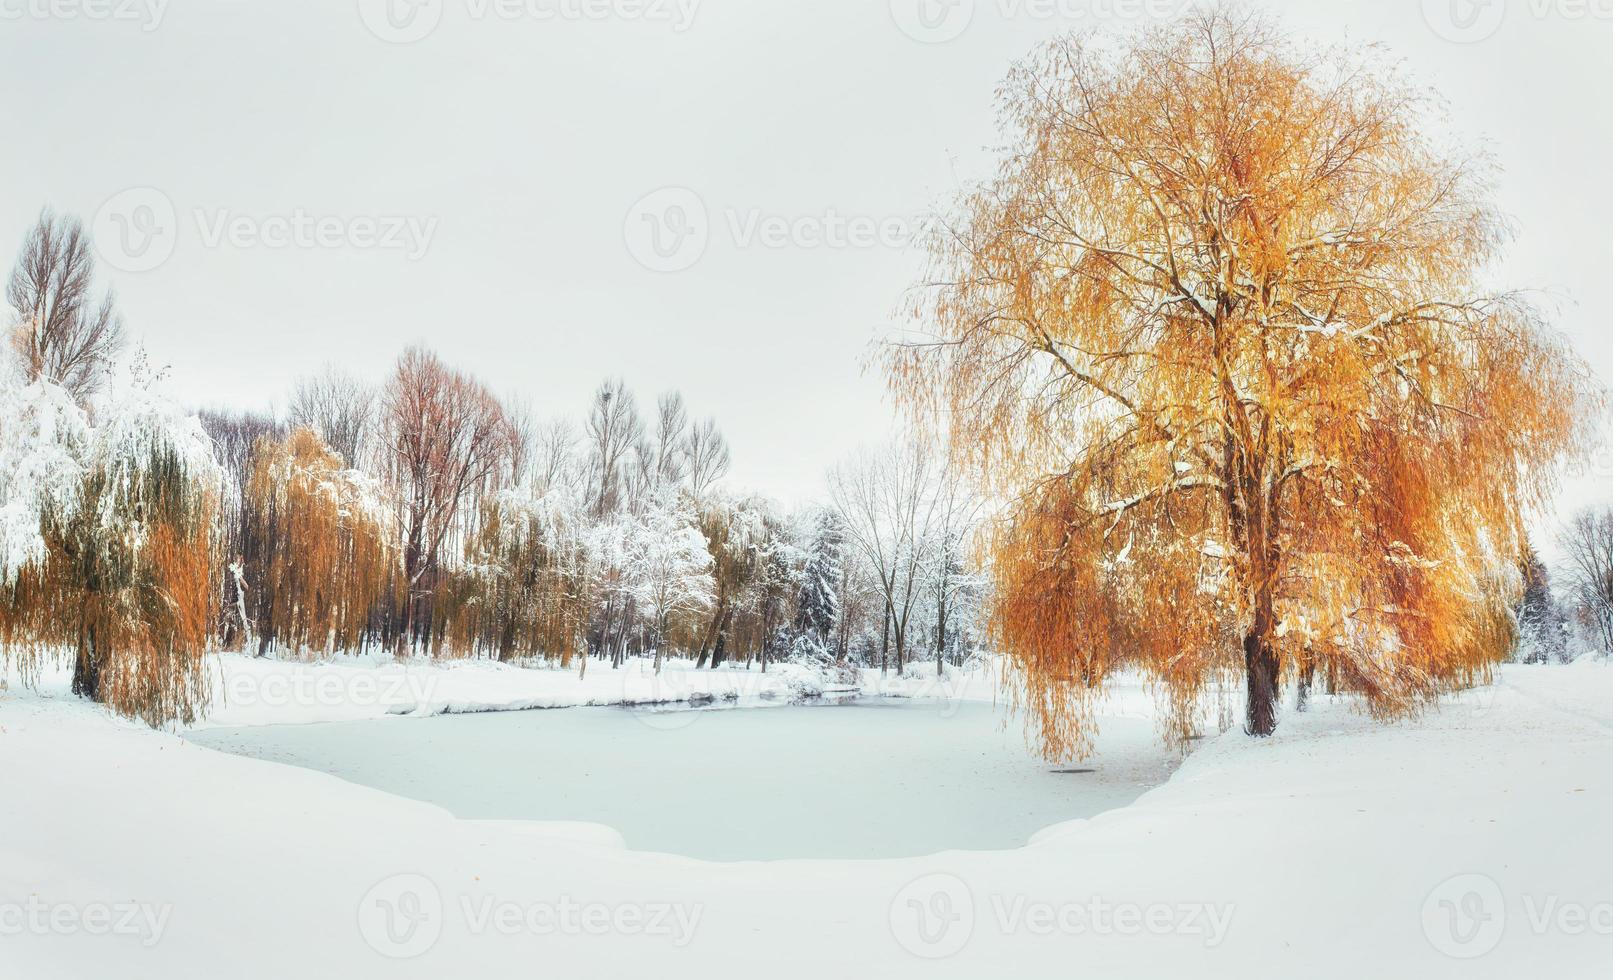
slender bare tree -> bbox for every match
[583,378,643,517]
[928,469,984,676]
[829,443,945,673]
[651,391,690,491]
[682,416,730,499]
[288,366,375,468]
[6,208,126,405]
[532,417,580,496]
[381,346,514,656]
[500,394,537,487]
[1561,508,1613,653]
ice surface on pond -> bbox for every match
[185,699,1181,861]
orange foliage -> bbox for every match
[889,9,1601,756]
[241,428,394,657]
[2,446,220,726]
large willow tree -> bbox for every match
[2,374,223,727]
[890,10,1599,755]
[240,429,394,658]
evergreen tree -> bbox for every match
[791,508,843,663]
[1516,545,1568,664]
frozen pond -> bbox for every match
[185,698,1180,861]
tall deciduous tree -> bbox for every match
[1561,508,1613,654]
[890,11,1598,754]
[682,416,730,500]
[381,346,513,656]
[7,208,125,406]
[649,391,691,493]
[288,367,375,469]
[241,429,393,658]
[583,378,643,518]
[829,443,944,674]
[632,490,714,670]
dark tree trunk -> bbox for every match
[397,592,415,659]
[72,625,101,701]
[1243,617,1279,737]
[696,598,726,669]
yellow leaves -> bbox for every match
[890,9,1600,755]
[1383,540,1442,571]
[243,428,393,658]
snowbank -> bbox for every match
[165,653,1014,729]
[141,652,1018,729]
[2,663,1610,978]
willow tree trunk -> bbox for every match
[1243,594,1279,736]
[72,624,101,701]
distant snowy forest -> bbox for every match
[0,209,988,726]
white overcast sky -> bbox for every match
[1,0,1609,528]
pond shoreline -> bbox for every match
[183,698,1182,862]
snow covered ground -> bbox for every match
[181,651,1013,728]
[3,657,1611,978]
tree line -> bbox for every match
[0,209,986,726]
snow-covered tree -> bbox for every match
[0,365,89,587]
[694,491,768,668]
[449,482,592,665]
[586,511,639,666]
[631,490,714,669]
[790,506,843,664]
[3,352,223,725]
[1514,545,1568,664]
